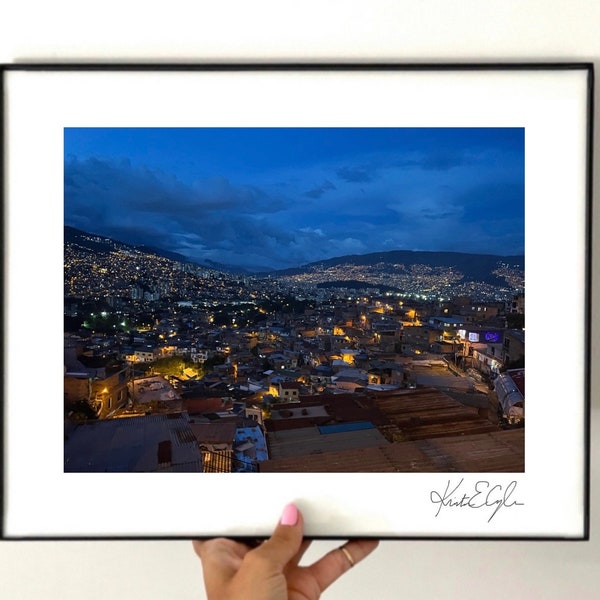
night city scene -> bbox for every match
[64,127,526,474]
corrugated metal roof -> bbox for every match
[495,372,525,424]
[267,426,389,460]
[189,422,237,444]
[260,387,520,472]
[373,388,497,441]
[507,369,525,396]
[64,413,203,472]
[260,429,524,473]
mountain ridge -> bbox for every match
[270,249,524,274]
[64,225,524,287]
[265,249,524,287]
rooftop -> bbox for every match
[270,405,329,420]
[130,376,180,404]
[64,413,202,472]
[507,369,525,396]
[260,429,524,473]
[507,329,525,343]
[234,425,269,463]
[373,388,498,441]
[183,397,227,415]
[189,422,238,445]
[267,424,389,459]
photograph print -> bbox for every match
[63,126,526,475]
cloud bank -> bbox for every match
[64,128,524,270]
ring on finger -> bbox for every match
[339,545,355,568]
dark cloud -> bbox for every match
[66,158,285,216]
[420,153,466,171]
[64,156,298,267]
[419,209,457,221]
[64,127,524,269]
[303,180,336,199]
[390,152,466,172]
[336,166,374,183]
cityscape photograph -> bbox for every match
[64,127,525,473]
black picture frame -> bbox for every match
[1,62,593,541]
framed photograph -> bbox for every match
[1,63,592,540]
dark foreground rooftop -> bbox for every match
[64,413,203,472]
[260,428,524,473]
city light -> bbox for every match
[64,222,525,475]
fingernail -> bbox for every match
[280,503,299,526]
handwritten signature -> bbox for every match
[430,479,524,522]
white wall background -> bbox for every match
[1,2,599,598]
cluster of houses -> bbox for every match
[64,294,525,473]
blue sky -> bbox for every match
[64,127,524,270]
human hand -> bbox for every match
[193,503,379,600]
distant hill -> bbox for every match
[64,226,524,288]
[269,249,524,287]
[64,226,273,274]
[316,280,399,292]
[64,226,189,264]
[136,245,189,263]
[202,258,275,275]
[64,225,124,252]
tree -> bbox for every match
[148,355,199,377]
[65,399,98,421]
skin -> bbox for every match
[193,504,379,600]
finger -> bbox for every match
[305,539,379,592]
[193,537,250,564]
[230,537,266,548]
[286,539,313,570]
[192,538,250,591]
[248,503,304,572]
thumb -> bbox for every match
[251,503,303,570]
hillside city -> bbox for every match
[64,229,526,473]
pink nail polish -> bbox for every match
[280,503,299,526]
